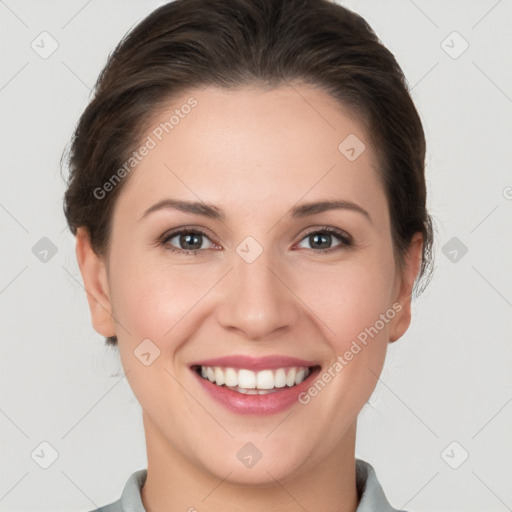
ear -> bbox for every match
[389,232,423,342]
[75,227,116,338]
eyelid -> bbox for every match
[160,225,214,241]
[298,225,353,243]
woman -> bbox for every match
[64,0,433,510]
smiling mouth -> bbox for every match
[193,365,320,395]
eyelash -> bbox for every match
[158,226,353,256]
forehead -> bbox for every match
[114,84,386,223]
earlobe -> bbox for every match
[389,233,423,342]
[75,227,117,338]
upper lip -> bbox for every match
[191,355,320,371]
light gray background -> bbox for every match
[1,1,511,511]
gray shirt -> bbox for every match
[87,458,406,512]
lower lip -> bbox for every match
[193,367,320,415]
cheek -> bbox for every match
[108,254,223,352]
[293,258,396,421]
[298,253,397,347]
[293,250,397,408]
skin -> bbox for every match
[76,84,422,512]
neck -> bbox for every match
[141,413,359,512]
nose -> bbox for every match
[215,246,301,341]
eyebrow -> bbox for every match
[139,198,371,223]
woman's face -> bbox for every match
[78,84,421,484]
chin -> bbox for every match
[192,436,313,487]
[207,458,304,487]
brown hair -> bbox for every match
[63,0,433,346]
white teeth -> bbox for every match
[226,385,279,395]
[286,368,297,387]
[214,367,224,386]
[198,365,312,391]
[238,369,256,389]
[274,368,287,388]
[256,369,275,390]
[224,367,238,387]
[295,368,305,385]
